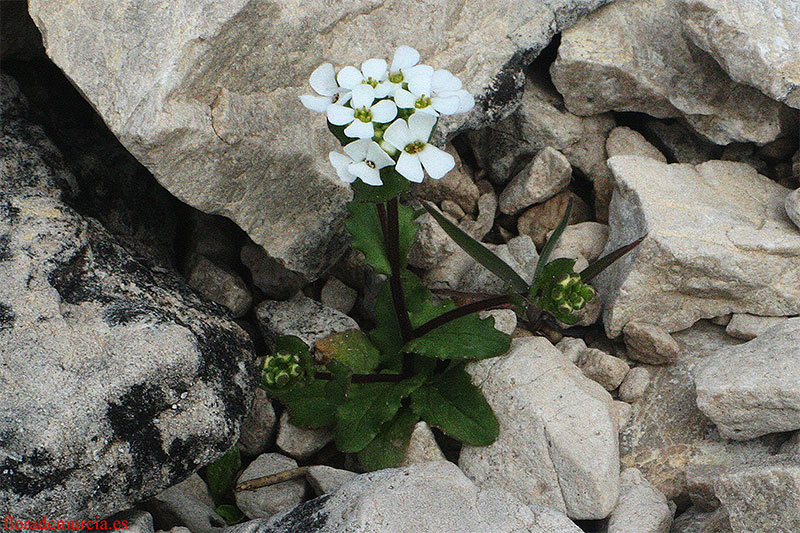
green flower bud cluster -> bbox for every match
[549,273,595,314]
[262,352,305,389]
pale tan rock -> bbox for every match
[401,422,446,466]
[607,468,673,533]
[623,322,680,365]
[518,191,591,247]
[498,147,572,215]
[577,348,630,390]
[618,367,650,403]
[725,313,790,340]
[320,277,357,315]
[235,453,306,519]
[410,145,479,215]
[606,126,667,163]
[547,221,609,262]
[275,411,334,461]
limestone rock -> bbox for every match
[596,156,800,337]
[256,294,358,348]
[678,0,800,109]
[460,191,497,241]
[518,191,591,248]
[235,453,306,520]
[612,401,633,433]
[226,461,583,533]
[275,412,334,461]
[607,468,673,533]
[400,422,446,466]
[28,0,614,279]
[725,313,790,340]
[479,309,518,336]
[240,244,306,301]
[623,322,680,365]
[642,120,719,164]
[498,147,572,215]
[787,187,800,230]
[147,474,225,533]
[606,126,667,163]
[460,337,619,519]
[695,318,800,440]
[619,367,650,403]
[408,211,458,270]
[237,389,278,458]
[319,277,357,315]
[548,221,609,262]
[187,254,253,318]
[551,0,793,145]
[577,348,630,391]
[556,336,588,364]
[305,465,356,497]
[0,80,256,519]
[670,507,732,533]
[410,145,479,215]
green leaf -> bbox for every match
[335,375,427,453]
[421,200,529,292]
[352,166,410,203]
[402,313,511,361]
[357,408,419,471]
[315,329,382,373]
[275,380,340,428]
[328,121,355,146]
[345,201,417,276]
[410,366,499,446]
[206,446,241,504]
[216,504,246,525]
[535,197,573,282]
[580,236,646,282]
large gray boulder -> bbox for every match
[695,318,800,440]
[27,0,613,279]
[596,156,800,337]
[678,0,800,109]
[223,461,582,533]
[0,74,256,519]
[460,337,619,520]
[550,0,794,145]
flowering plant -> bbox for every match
[260,47,642,470]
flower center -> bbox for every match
[404,141,425,154]
[363,77,379,88]
[354,107,373,123]
[415,95,432,109]
[331,93,340,104]
[365,160,376,169]
[388,71,403,84]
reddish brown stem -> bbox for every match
[413,294,514,338]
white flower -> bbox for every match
[378,46,421,97]
[393,67,472,116]
[336,58,391,97]
[382,113,455,182]
[329,139,395,186]
[299,63,351,113]
[326,84,397,139]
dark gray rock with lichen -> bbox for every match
[0,73,257,519]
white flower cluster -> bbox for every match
[300,46,474,186]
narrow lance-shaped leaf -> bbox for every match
[534,197,573,282]
[421,200,529,293]
[580,235,646,282]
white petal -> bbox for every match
[327,104,355,126]
[431,95,461,116]
[408,112,437,142]
[361,58,388,82]
[405,64,434,96]
[309,63,338,96]
[396,152,424,183]
[349,161,383,186]
[393,88,417,109]
[335,89,352,106]
[329,152,357,182]
[431,69,462,93]
[374,82,394,99]
[391,46,420,72]
[350,84,375,110]
[383,118,412,151]
[453,89,475,113]
[337,66,364,89]
[370,100,397,123]
[418,144,455,180]
[343,138,372,161]
[366,142,396,169]
[344,119,375,139]
[300,94,332,113]
[415,106,439,117]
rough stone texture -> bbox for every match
[147,474,225,533]
[714,459,800,533]
[623,322,680,365]
[518,191,591,248]
[235,453,306,520]
[548,221,609,262]
[187,254,253,318]
[607,468,672,533]
[479,309,518,336]
[240,243,306,301]
[606,126,667,163]
[551,0,794,145]
[670,507,732,533]
[620,322,784,500]
[305,466,357,497]
[612,401,633,433]
[678,0,800,109]
[556,336,588,364]
[408,211,458,270]
[596,156,800,337]
[401,422,446,466]
[256,294,358,348]
[695,318,800,440]
[440,199,465,220]
[618,367,650,403]
[225,461,583,533]
[460,191,497,241]
[0,78,256,519]
[642,120,720,164]
[410,145,479,215]
[725,313,790,340]
[469,73,615,185]
[28,0,614,280]
[276,412,334,461]
[498,147,572,215]
[460,337,619,519]
[237,389,278,458]
[577,348,630,391]
[787,187,800,230]
[319,277,357,315]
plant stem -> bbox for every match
[235,466,310,492]
[383,198,415,375]
[413,294,514,338]
[314,372,404,383]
